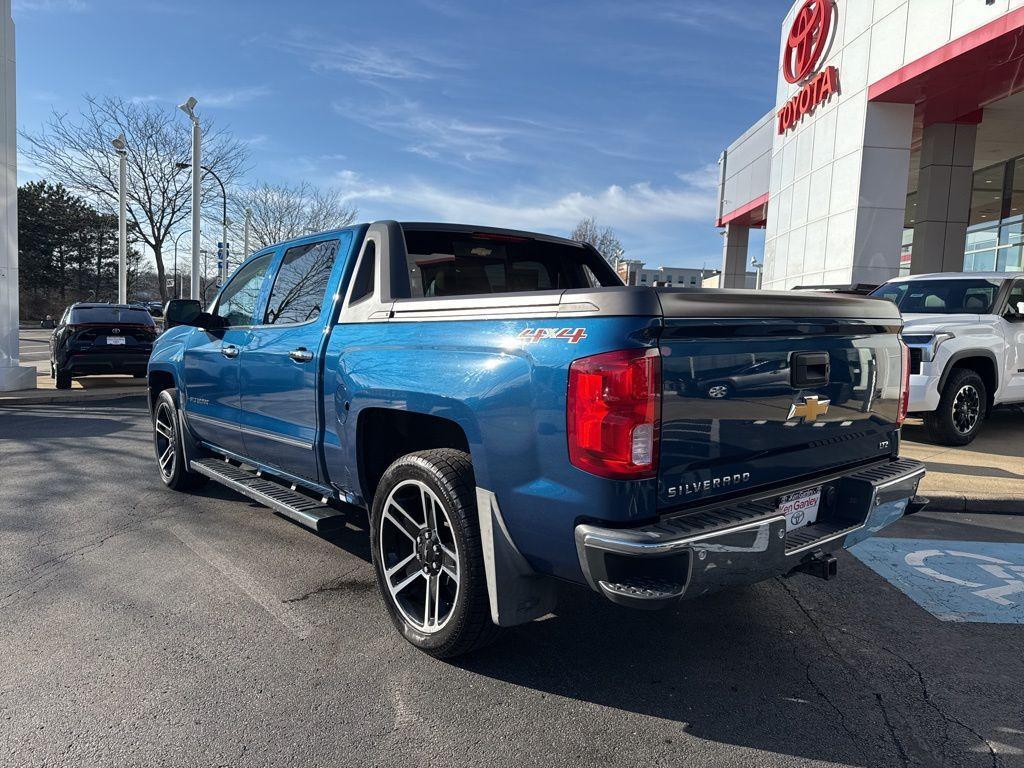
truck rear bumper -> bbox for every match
[574,458,925,609]
[63,352,151,376]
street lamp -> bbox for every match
[172,229,191,299]
[111,133,128,305]
[178,96,201,300]
[243,207,251,260]
[750,256,764,290]
[176,160,229,286]
[200,248,211,303]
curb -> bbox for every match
[921,492,1024,516]
[0,389,146,407]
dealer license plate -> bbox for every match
[105,336,126,345]
[778,487,821,531]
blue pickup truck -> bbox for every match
[149,221,925,657]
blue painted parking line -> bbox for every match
[850,538,1024,624]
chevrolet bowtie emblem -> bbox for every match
[788,395,830,422]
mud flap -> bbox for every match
[175,395,205,468]
[476,488,558,627]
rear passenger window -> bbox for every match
[349,241,375,303]
[265,240,339,325]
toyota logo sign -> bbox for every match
[783,0,833,83]
[776,0,839,134]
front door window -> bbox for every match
[215,253,274,327]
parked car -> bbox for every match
[49,303,158,389]
[148,221,924,658]
[792,283,880,295]
[697,359,792,399]
[871,272,1024,445]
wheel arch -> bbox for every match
[147,368,177,413]
[356,407,473,507]
[939,351,998,410]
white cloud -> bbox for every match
[413,0,468,18]
[625,1,780,33]
[676,163,720,190]
[130,86,270,109]
[330,169,717,233]
[241,133,270,147]
[333,99,519,164]
[198,86,271,108]
[277,34,458,82]
[13,0,87,11]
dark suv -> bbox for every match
[50,303,158,389]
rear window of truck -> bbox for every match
[402,229,618,298]
[69,307,155,326]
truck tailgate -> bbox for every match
[655,290,904,510]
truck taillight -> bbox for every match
[897,340,910,427]
[567,347,661,480]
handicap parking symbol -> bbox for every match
[850,538,1024,624]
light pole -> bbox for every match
[751,256,763,290]
[172,229,191,299]
[243,207,251,260]
[178,96,201,300]
[200,248,210,303]
[111,133,128,304]
[176,160,229,285]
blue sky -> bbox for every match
[14,0,785,268]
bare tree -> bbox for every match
[570,217,624,264]
[231,181,358,252]
[21,95,249,302]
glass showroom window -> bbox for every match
[963,157,1024,273]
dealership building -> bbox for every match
[717,0,1024,290]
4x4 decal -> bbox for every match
[518,328,588,344]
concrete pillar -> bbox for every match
[910,122,977,275]
[0,0,32,391]
[720,224,750,289]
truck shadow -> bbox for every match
[454,569,1017,767]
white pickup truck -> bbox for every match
[872,272,1024,445]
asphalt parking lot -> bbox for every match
[1,398,1022,768]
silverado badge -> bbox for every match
[788,395,830,422]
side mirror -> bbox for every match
[1005,301,1024,321]
[163,299,204,329]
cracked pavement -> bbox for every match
[1,398,1022,767]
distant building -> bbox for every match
[701,270,759,289]
[616,260,716,287]
[615,260,757,289]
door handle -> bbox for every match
[288,348,314,363]
[221,345,239,359]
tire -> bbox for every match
[705,382,732,400]
[370,449,499,658]
[923,368,987,446]
[152,388,209,491]
[55,369,72,390]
